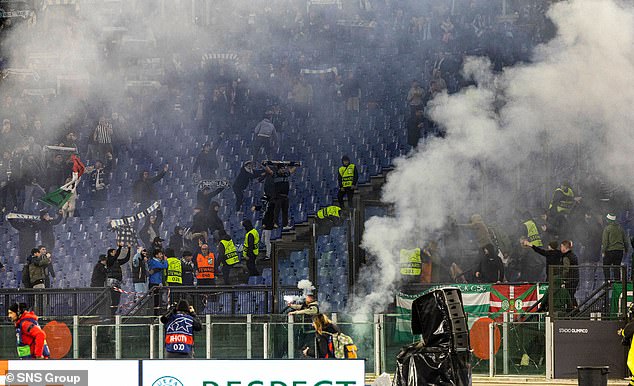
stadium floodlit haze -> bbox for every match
[1,0,634,379]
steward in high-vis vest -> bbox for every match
[521,213,543,247]
[400,248,422,283]
[218,231,240,285]
[195,242,215,285]
[165,249,183,286]
[160,300,202,358]
[548,183,575,214]
[242,220,260,278]
[337,156,358,209]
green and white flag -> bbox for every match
[395,284,491,342]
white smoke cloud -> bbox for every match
[353,0,634,316]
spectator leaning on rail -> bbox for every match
[8,303,50,359]
[160,299,203,359]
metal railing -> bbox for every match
[0,312,546,377]
[547,265,627,319]
[0,287,111,317]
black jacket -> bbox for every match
[38,216,62,250]
[106,246,131,282]
[476,245,504,282]
[208,208,225,236]
[9,219,38,263]
[132,171,166,203]
[193,150,219,177]
[306,323,341,358]
[90,262,108,287]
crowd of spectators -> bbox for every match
[0,0,578,310]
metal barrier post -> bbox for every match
[73,315,79,359]
[489,322,495,377]
[545,316,553,380]
[287,314,295,359]
[206,314,212,359]
[91,325,97,359]
[379,314,386,375]
[263,322,270,359]
[502,312,509,375]
[115,315,121,359]
[374,314,381,375]
[247,314,252,359]
[149,324,155,359]
[158,323,164,359]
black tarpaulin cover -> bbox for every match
[393,289,471,386]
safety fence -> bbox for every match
[0,313,546,377]
[547,265,628,319]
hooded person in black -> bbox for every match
[168,226,184,256]
[132,165,168,209]
[207,201,225,241]
[90,254,108,287]
[106,243,131,315]
[232,161,263,212]
[475,243,504,283]
[37,209,62,253]
[8,215,38,264]
[193,142,219,180]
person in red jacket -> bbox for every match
[8,303,50,359]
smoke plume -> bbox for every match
[354,0,634,316]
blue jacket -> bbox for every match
[147,257,168,285]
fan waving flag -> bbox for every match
[490,284,539,320]
[40,154,85,208]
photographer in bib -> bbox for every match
[161,299,203,359]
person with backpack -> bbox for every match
[302,313,341,358]
[7,302,50,359]
[301,313,358,360]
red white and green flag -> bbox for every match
[489,284,539,319]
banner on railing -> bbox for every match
[395,283,547,340]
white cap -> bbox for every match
[606,214,617,221]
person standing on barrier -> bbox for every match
[602,213,627,282]
[160,300,202,359]
[8,302,50,359]
[148,249,168,315]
